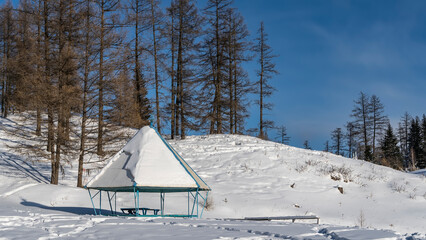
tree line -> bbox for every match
[0,0,278,186]
[325,92,426,171]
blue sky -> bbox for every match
[7,0,425,150]
[232,0,426,150]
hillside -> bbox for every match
[0,114,425,239]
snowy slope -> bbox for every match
[170,134,426,234]
[0,115,425,239]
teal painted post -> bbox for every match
[133,186,137,215]
[107,191,113,214]
[99,191,102,215]
[190,192,196,216]
[200,192,208,218]
[196,189,199,218]
[187,191,189,217]
[137,189,140,216]
[88,190,97,215]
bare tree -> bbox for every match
[370,94,388,161]
[253,21,278,139]
[331,127,344,156]
[0,1,15,118]
[351,92,372,161]
[276,125,290,145]
[203,0,232,134]
[324,140,330,152]
[149,0,163,133]
[224,7,252,134]
[172,0,202,139]
[95,0,120,156]
[346,122,356,158]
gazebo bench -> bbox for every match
[121,207,160,215]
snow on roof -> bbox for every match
[86,126,210,192]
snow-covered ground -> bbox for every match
[0,115,425,239]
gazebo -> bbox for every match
[85,126,211,217]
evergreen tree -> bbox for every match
[303,140,311,150]
[398,112,411,168]
[421,115,426,169]
[408,117,423,170]
[380,123,403,169]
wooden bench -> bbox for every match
[244,216,320,224]
[121,207,160,215]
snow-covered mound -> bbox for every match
[170,134,426,234]
[0,115,425,239]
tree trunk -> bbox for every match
[150,0,161,133]
[97,0,105,156]
[78,0,91,188]
[177,0,184,139]
[170,8,175,139]
[259,23,264,139]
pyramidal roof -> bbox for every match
[86,126,210,192]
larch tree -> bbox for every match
[172,0,202,139]
[166,1,177,138]
[324,140,330,152]
[127,0,151,129]
[0,1,16,118]
[202,0,232,134]
[94,0,120,156]
[346,122,356,158]
[253,21,278,139]
[370,94,388,162]
[149,0,163,133]
[224,7,252,134]
[351,92,372,161]
[331,127,344,156]
[276,125,290,145]
[77,0,98,188]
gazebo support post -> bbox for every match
[196,189,199,217]
[107,191,114,215]
[190,191,196,217]
[99,190,102,215]
[88,189,99,215]
[133,186,137,216]
[187,191,190,217]
[160,192,165,216]
[199,191,208,218]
